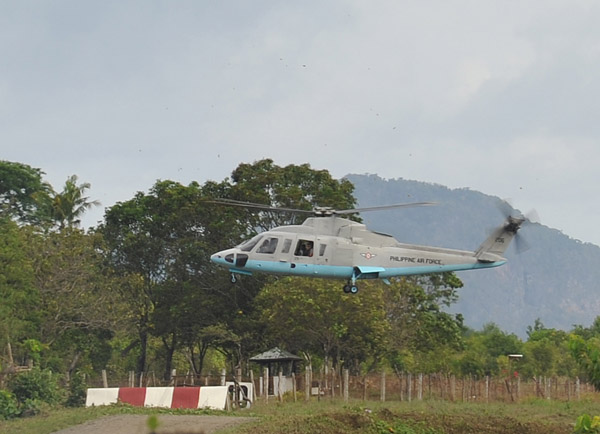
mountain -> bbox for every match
[346,173,600,337]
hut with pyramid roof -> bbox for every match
[249,347,302,396]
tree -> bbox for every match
[25,228,121,375]
[456,323,522,377]
[0,219,39,370]
[520,320,576,378]
[384,274,464,374]
[569,334,600,390]
[0,161,52,225]
[228,159,358,230]
[50,175,100,229]
[254,277,389,372]
[101,179,248,378]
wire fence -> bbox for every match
[91,368,598,403]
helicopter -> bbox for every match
[210,199,527,293]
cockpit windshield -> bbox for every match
[238,234,263,252]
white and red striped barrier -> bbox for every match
[86,383,254,410]
[85,386,230,410]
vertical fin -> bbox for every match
[475,217,524,261]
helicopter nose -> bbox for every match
[210,251,224,265]
[211,250,235,266]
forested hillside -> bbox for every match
[348,174,600,336]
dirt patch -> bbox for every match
[51,414,255,434]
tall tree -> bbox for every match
[382,274,464,374]
[25,228,121,375]
[50,175,100,229]
[254,277,389,371]
[0,219,39,369]
[0,161,52,225]
[228,159,358,230]
[101,180,247,377]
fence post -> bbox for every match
[264,367,269,403]
[305,366,311,402]
[236,367,242,408]
[250,370,257,401]
[380,370,386,402]
[417,373,423,401]
[343,369,349,402]
[407,373,412,402]
[331,368,336,399]
[220,368,226,386]
[292,372,297,402]
[576,377,581,401]
[278,370,283,402]
[102,369,108,388]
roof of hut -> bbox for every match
[249,347,302,362]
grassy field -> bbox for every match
[221,398,595,434]
[1,397,598,434]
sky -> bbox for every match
[2,1,600,245]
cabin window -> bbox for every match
[319,244,327,256]
[256,237,279,254]
[239,234,263,252]
[281,239,292,254]
[295,239,314,257]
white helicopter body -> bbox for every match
[211,205,524,293]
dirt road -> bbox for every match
[51,414,255,434]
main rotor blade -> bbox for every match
[335,202,437,215]
[208,199,313,214]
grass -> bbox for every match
[222,398,600,434]
[2,397,599,434]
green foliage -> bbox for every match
[49,174,100,229]
[384,275,464,374]
[8,369,62,405]
[569,335,600,390]
[0,160,52,225]
[256,277,389,369]
[455,323,522,377]
[229,159,359,230]
[65,373,87,407]
[0,219,39,362]
[0,390,20,420]
[574,414,600,433]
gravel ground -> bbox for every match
[51,414,255,434]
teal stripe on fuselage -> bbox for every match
[236,259,506,279]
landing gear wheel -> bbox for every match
[343,284,351,293]
[350,285,359,294]
[230,273,237,284]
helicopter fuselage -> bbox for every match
[210,216,510,292]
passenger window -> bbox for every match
[281,239,292,254]
[319,244,327,256]
[257,237,278,254]
[294,239,314,257]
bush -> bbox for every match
[0,389,20,420]
[8,368,62,405]
[66,372,87,407]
